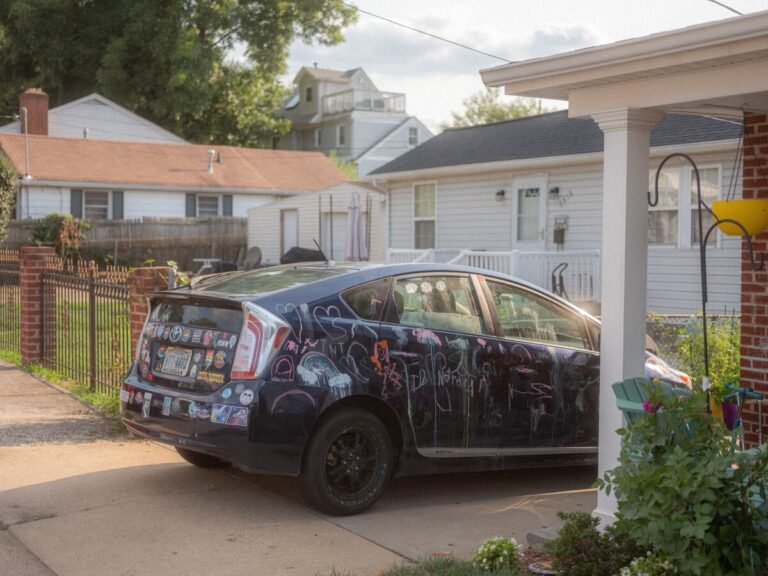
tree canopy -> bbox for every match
[0,0,357,147]
[445,88,551,129]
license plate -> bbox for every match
[160,347,192,376]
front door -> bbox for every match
[512,176,547,250]
[281,209,298,256]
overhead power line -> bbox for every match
[705,0,743,15]
[342,2,514,63]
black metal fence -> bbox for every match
[41,258,131,394]
[0,249,20,358]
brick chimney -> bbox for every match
[19,88,49,136]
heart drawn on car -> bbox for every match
[311,305,347,341]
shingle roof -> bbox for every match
[370,110,742,175]
[300,67,353,83]
[0,134,347,191]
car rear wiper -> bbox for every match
[189,270,243,290]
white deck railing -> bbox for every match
[387,248,602,303]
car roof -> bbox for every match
[168,261,598,324]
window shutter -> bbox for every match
[70,189,83,218]
[185,193,196,218]
[112,191,124,220]
[223,195,233,217]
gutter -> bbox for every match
[365,138,740,183]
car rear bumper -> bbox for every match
[121,369,303,476]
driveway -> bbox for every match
[0,361,597,576]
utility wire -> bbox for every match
[705,0,743,15]
[342,2,514,63]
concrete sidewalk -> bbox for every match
[0,361,596,575]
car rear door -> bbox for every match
[378,273,498,454]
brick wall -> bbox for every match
[740,112,768,445]
[19,246,56,365]
[127,267,169,359]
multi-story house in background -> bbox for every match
[278,66,433,176]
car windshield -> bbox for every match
[195,266,349,295]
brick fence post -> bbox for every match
[740,112,768,447]
[127,267,170,360]
[19,246,56,366]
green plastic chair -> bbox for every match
[612,376,692,426]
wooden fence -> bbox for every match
[3,217,248,271]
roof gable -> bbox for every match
[370,111,741,175]
[0,93,186,144]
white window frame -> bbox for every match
[511,175,547,249]
[197,195,220,218]
[648,163,722,249]
[408,127,418,146]
[413,181,437,250]
[83,190,111,221]
[314,128,322,148]
[337,125,346,147]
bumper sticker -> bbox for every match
[227,407,249,427]
[211,404,232,424]
[239,389,254,406]
[221,387,232,400]
[162,396,172,416]
[119,389,130,403]
[142,393,153,418]
[196,404,211,420]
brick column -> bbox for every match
[740,112,768,446]
[127,267,170,359]
[19,246,56,366]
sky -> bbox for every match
[284,0,768,133]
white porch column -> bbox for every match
[592,108,663,523]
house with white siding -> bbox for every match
[278,66,433,176]
[367,110,743,314]
[0,133,347,221]
[0,89,186,144]
[247,181,387,265]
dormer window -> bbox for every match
[305,86,313,102]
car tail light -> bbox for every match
[231,302,290,380]
[134,297,153,362]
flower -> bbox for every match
[642,399,661,414]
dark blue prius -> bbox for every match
[121,262,685,515]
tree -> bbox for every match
[0,0,357,147]
[445,88,551,129]
[328,150,358,180]
[0,155,17,243]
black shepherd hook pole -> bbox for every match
[652,153,765,412]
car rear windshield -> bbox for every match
[195,267,348,295]
[151,302,242,332]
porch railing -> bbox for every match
[387,248,602,303]
[323,89,406,115]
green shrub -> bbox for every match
[620,553,679,576]
[29,213,90,261]
[677,314,740,401]
[543,512,645,576]
[599,386,768,575]
[472,537,522,573]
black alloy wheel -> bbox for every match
[299,408,393,515]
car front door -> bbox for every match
[479,277,600,453]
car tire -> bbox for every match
[298,408,393,516]
[175,447,230,469]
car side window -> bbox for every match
[487,280,589,349]
[392,275,488,335]
[341,278,391,321]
